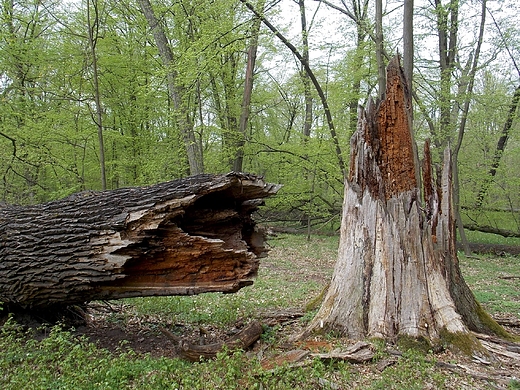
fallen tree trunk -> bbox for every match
[463,223,520,239]
[0,173,280,310]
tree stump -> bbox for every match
[0,172,281,311]
[302,56,510,350]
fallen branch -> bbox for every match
[259,309,305,327]
[311,341,374,363]
[463,223,520,239]
[260,340,374,371]
[495,317,520,328]
[161,321,263,362]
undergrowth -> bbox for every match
[1,233,518,389]
[0,317,456,390]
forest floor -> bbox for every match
[3,234,520,389]
[74,236,520,389]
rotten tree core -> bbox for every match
[351,57,417,200]
[0,173,281,310]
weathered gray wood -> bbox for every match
[0,173,280,310]
[301,56,509,348]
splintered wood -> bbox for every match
[0,173,280,310]
[302,55,509,350]
[350,56,417,201]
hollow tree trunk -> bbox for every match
[0,173,280,310]
[302,56,508,348]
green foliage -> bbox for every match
[0,317,166,389]
[0,319,354,390]
[369,350,446,390]
[1,0,518,238]
[460,253,520,317]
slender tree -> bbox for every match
[86,0,106,190]
[402,0,413,94]
[298,0,313,139]
[137,0,204,175]
[234,0,265,172]
[375,0,385,98]
[239,0,347,179]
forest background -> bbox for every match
[1,0,519,238]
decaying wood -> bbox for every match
[435,360,516,387]
[494,316,520,328]
[474,333,520,358]
[0,173,280,310]
[161,321,263,362]
[300,55,510,349]
[311,341,374,363]
[259,309,305,326]
[260,350,310,370]
[261,341,374,371]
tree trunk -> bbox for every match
[301,56,509,350]
[402,0,414,94]
[239,0,347,179]
[0,173,280,310]
[298,0,313,139]
[86,0,107,191]
[137,0,204,175]
[233,1,263,172]
[375,0,385,99]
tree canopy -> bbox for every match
[0,0,519,235]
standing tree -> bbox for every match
[137,0,204,175]
[86,0,107,190]
[301,56,510,351]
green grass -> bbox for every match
[460,253,520,316]
[1,233,518,389]
[369,350,446,390]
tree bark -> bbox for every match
[375,0,385,99]
[402,0,414,94]
[301,56,510,349]
[299,0,313,139]
[160,321,263,362]
[0,173,280,310]
[233,1,264,172]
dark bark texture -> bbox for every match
[0,173,280,310]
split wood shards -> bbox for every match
[0,173,280,311]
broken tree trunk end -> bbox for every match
[301,55,513,353]
[0,172,281,311]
